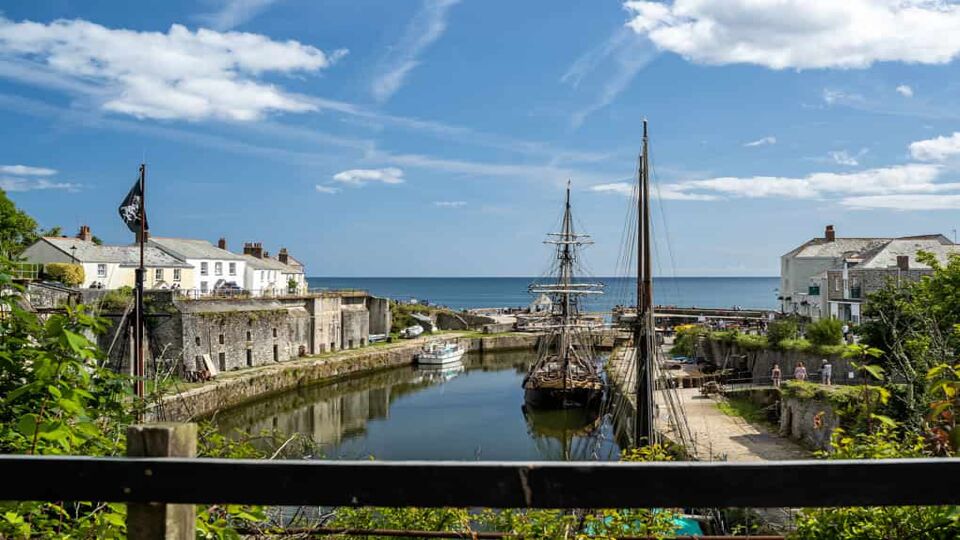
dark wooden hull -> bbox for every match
[523,386,602,410]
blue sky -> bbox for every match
[3,0,960,277]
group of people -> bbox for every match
[770,359,832,387]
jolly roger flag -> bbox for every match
[118,175,148,233]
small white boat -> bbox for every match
[400,325,424,339]
[417,341,466,365]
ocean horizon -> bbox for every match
[306,276,781,311]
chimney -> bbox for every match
[825,225,836,242]
[278,248,289,265]
[243,242,263,259]
[76,225,92,242]
[897,255,909,271]
[218,237,227,250]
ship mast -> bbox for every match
[635,120,656,446]
[559,181,573,389]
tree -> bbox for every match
[805,317,843,347]
[44,262,84,286]
[0,189,38,257]
[767,318,798,349]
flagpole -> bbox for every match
[135,163,146,421]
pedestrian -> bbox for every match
[795,361,807,382]
[771,363,782,387]
[821,359,832,386]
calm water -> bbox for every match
[215,349,626,461]
[307,276,779,311]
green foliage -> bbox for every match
[734,333,768,351]
[805,317,843,347]
[390,301,440,333]
[926,361,960,456]
[100,286,134,311]
[0,189,39,258]
[793,427,960,539]
[44,262,85,286]
[716,397,772,425]
[670,325,703,357]
[767,318,799,349]
[779,337,811,352]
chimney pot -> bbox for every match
[243,241,263,258]
[218,237,227,250]
[278,248,289,264]
[825,225,836,242]
[76,225,92,242]
[897,255,909,271]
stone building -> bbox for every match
[780,225,953,320]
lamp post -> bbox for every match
[70,246,77,264]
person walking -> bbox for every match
[771,363,782,387]
[821,359,833,386]
[795,361,807,382]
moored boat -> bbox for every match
[522,182,605,409]
[417,341,465,365]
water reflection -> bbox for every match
[213,349,626,461]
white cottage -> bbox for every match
[149,237,246,296]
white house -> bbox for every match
[149,237,246,295]
[240,242,307,296]
[21,227,192,290]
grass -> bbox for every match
[716,397,774,426]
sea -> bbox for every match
[306,277,779,311]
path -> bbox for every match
[677,387,809,461]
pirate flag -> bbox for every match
[118,176,148,233]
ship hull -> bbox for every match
[523,386,602,410]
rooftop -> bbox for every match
[149,237,246,261]
[43,237,191,268]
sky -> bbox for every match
[3,0,960,277]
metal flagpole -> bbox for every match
[135,163,146,421]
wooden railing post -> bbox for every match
[126,423,197,540]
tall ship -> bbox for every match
[522,182,605,409]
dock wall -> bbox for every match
[158,333,540,421]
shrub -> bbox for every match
[780,337,812,352]
[44,262,84,286]
[735,333,768,351]
[767,319,798,349]
[806,317,844,347]
[670,325,703,357]
[100,286,133,311]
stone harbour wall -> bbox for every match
[779,396,841,452]
[158,332,542,421]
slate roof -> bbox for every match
[858,239,960,269]
[149,237,245,261]
[42,237,190,268]
[786,234,951,259]
[240,254,296,272]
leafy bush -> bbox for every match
[735,333,768,351]
[767,318,798,349]
[100,286,133,311]
[779,337,812,352]
[44,262,84,286]
[806,317,843,346]
[670,325,703,357]
[793,427,960,539]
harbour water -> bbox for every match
[307,276,779,311]
[215,349,625,461]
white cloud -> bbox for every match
[0,164,56,176]
[197,0,279,31]
[0,176,78,192]
[433,200,466,208]
[332,167,405,186]
[0,17,346,121]
[829,149,866,167]
[314,185,340,194]
[564,28,657,128]
[896,84,914,98]
[822,88,865,106]
[371,0,460,103]
[590,181,718,200]
[841,194,960,210]
[909,132,960,161]
[744,136,776,147]
[625,0,960,70]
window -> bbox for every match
[273,344,279,362]
[173,268,181,282]
[229,262,236,276]
[215,262,223,276]
[200,281,208,293]
[272,328,277,338]
[97,264,107,278]
[195,336,201,346]
[218,352,225,372]
[154,268,163,281]
[219,334,224,345]
[246,331,252,341]
[200,262,208,276]
[246,349,252,367]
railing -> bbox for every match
[9,262,40,280]
[3,423,960,538]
